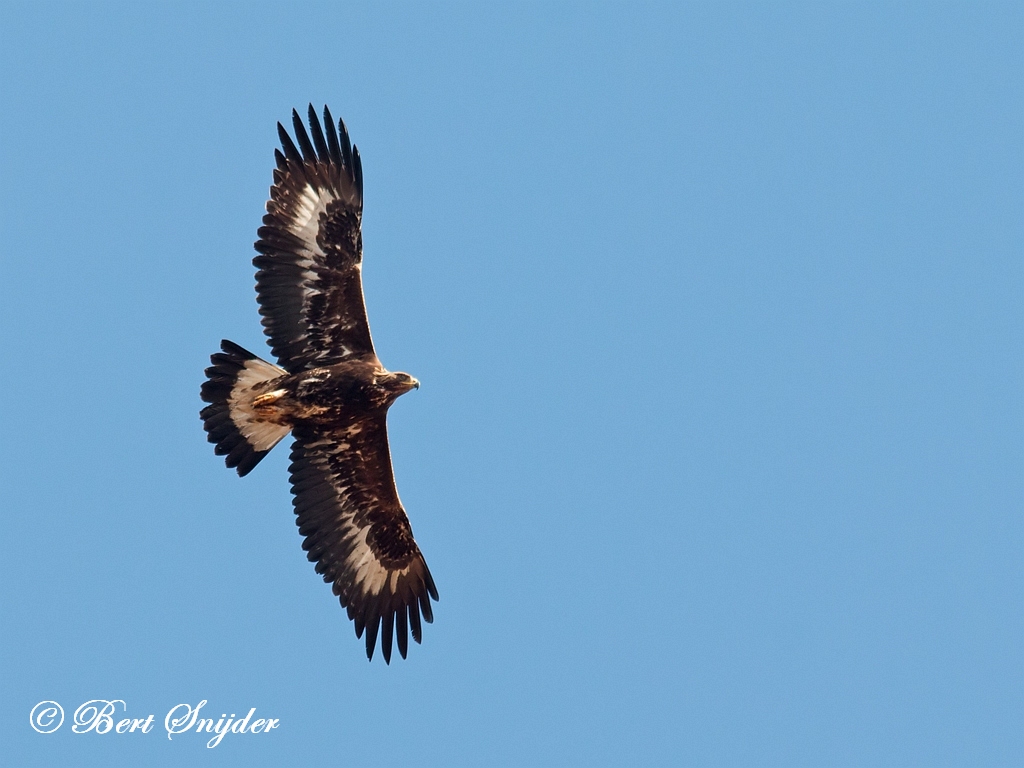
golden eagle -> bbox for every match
[200,106,437,663]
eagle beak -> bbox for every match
[412,378,420,390]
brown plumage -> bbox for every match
[200,106,437,663]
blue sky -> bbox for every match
[1,2,1021,766]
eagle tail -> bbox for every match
[200,340,291,477]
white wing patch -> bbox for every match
[281,184,341,354]
[303,486,413,598]
[229,357,291,452]
[286,183,337,258]
[344,526,412,596]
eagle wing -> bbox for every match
[290,416,438,663]
[254,105,374,372]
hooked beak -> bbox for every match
[411,378,420,390]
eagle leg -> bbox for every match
[253,389,286,408]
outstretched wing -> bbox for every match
[290,417,438,663]
[254,105,374,372]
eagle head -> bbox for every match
[373,370,420,403]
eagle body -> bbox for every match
[200,106,437,663]
[253,361,419,425]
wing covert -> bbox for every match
[254,105,374,372]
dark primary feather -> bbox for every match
[323,106,344,168]
[291,108,318,163]
[353,147,363,198]
[289,418,438,663]
[277,121,303,165]
[255,105,372,372]
[307,105,331,163]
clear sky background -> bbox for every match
[1,2,1021,766]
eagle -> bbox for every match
[200,105,438,663]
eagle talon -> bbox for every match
[253,390,284,408]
